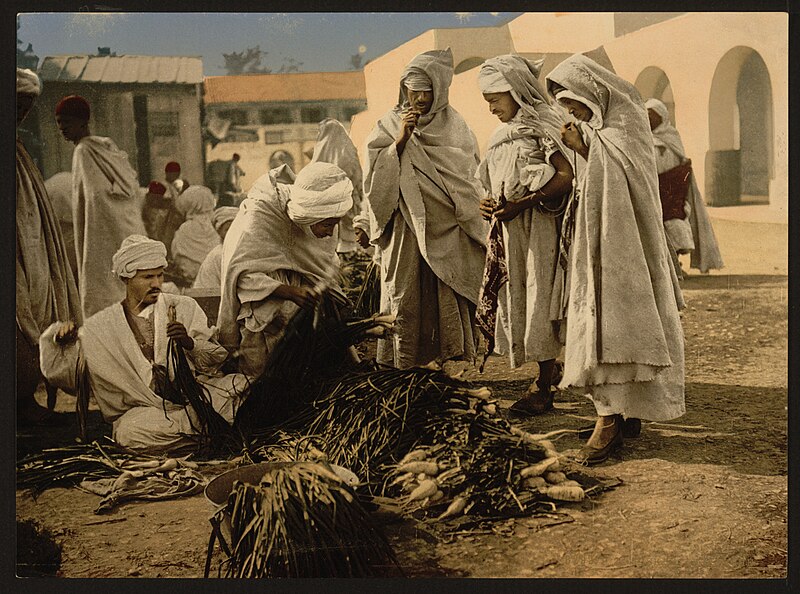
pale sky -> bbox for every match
[17,12,523,76]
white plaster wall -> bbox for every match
[508,12,616,53]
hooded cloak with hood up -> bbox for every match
[645,98,724,273]
[364,48,487,368]
[474,55,574,369]
[545,54,685,421]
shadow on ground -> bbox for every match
[490,380,787,477]
[17,410,110,461]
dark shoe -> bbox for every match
[509,388,554,416]
[622,417,642,438]
[574,415,624,465]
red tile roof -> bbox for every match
[204,70,366,104]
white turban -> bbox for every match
[111,235,168,278]
[287,162,354,226]
[17,68,41,96]
[402,71,433,92]
[477,66,512,94]
[211,206,239,232]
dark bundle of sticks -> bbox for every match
[17,441,148,495]
[233,293,395,435]
[219,461,399,578]
[164,305,236,456]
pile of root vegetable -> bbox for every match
[247,364,606,524]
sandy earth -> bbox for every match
[16,216,789,580]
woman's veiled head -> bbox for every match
[645,98,670,131]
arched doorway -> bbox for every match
[706,47,773,206]
[634,66,676,126]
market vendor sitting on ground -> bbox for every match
[39,235,249,453]
[218,162,353,378]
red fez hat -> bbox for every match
[55,95,91,120]
[165,161,181,173]
[147,181,167,195]
[232,153,241,160]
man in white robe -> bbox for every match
[547,55,685,464]
[170,186,220,284]
[55,95,147,318]
[309,118,364,254]
[218,162,353,377]
[39,235,248,452]
[474,55,574,414]
[646,98,724,274]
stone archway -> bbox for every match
[706,46,773,206]
[634,66,676,126]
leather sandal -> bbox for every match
[574,415,624,465]
[579,417,642,439]
[509,387,554,416]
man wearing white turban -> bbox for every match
[364,48,488,369]
[218,162,353,377]
[193,206,240,290]
[645,98,723,274]
[39,235,248,452]
[16,68,83,425]
[309,118,364,254]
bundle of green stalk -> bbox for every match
[352,259,380,318]
[244,431,329,465]
[259,363,593,520]
[17,440,157,495]
[382,409,591,522]
[220,461,399,578]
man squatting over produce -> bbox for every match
[39,234,249,452]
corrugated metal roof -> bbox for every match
[39,55,204,84]
[204,71,366,105]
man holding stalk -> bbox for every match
[39,235,248,452]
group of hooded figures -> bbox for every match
[17,48,723,463]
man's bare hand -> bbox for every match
[167,321,194,350]
[276,285,321,309]
[55,321,78,346]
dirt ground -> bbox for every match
[15,268,788,580]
